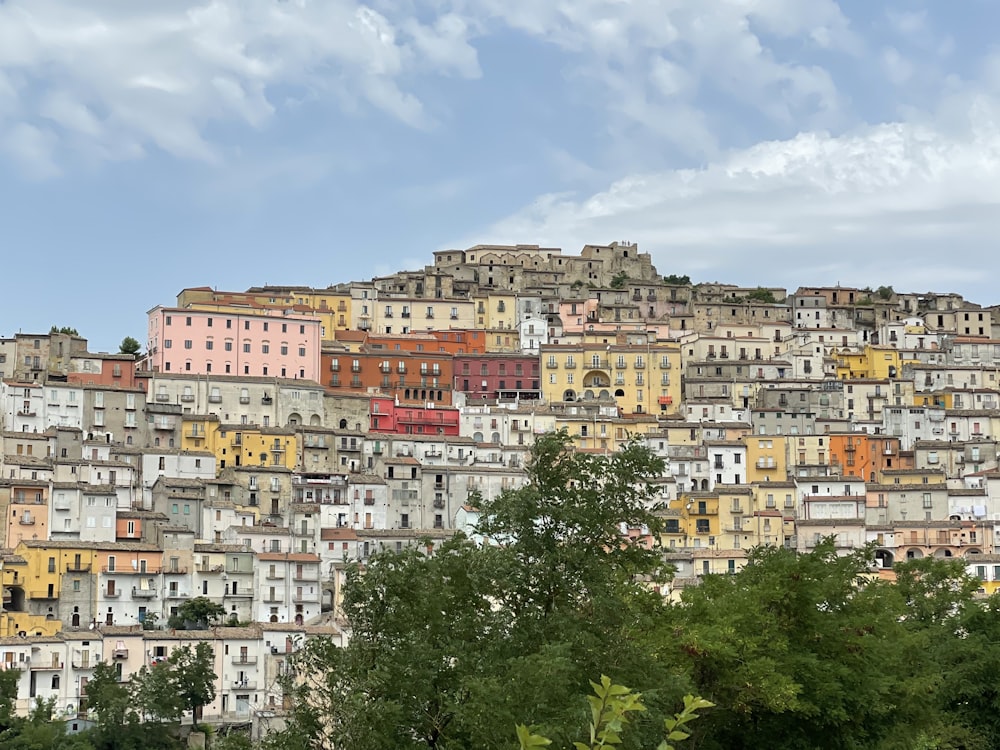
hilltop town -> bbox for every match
[2,240,999,729]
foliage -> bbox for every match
[516,677,712,750]
[212,731,255,750]
[270,432,682,750]
[168,596,226,629]
[169,642,218,723]
[50,326,80,335]
[119,336,142,355]
[610,272,629,289]
[876,285,894,300]
[662,275,691,285]
[87,661,132,729]
[746,287,777,303]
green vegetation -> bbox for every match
[261,432,1000,750]
[167,596,226,629]
[610,272,629,288]
[50,326,80,335]
[119,336,142,355]
[5,435,1000,749]
[746,287,777,303]
[662,274,691,286]
[877,285,894,300]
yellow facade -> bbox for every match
[540,343,682,416]
[552,414,658,452]
[835,346,903,380]
[472,293,518,331]
[181,418,297,472]
[481,327,522,353]
[878,468,947,485]
[0,543,102,637]
[786,435,830,474]
[744,435,789,484]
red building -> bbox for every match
[67,352,139,389]
[369,397,460,436]
[452,353,541,401]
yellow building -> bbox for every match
[787,435,831,474]
[878,468,947,485]
[472,293,518,331]
[552,411,658,452]
[835,346,904,380]
[744,435,789,484]
[1,542,102,637]
[181,417,297,472]
[540,342,682,416]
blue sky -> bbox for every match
[2,0,1000,351]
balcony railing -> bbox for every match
[102,566,160,574]
[232,656,258,665]
[131,588,158,599]
[230,680,258,690]
[66,563,91,573]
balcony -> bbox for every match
[16,409,35,417]
[66,563,91,573]
[208,395,223,404]
[263,596,283,603]
[155,394,170,402]
[187,429,204,439]
[72,659,95,670]
[564,360,578,369]
[293,593,319,603]
[152,420,173,430]
[163,567,188,575]
[239,396,251,404]
[18,517,35,526]
[262,395,273,405]
[546,361,558,369]
[112,649,128,660]
[104,590,121,598]
[102,566,160,574]
[232,656,258,665]
[131,588,157,599]
[230,680,258,690]
[28,590,56,599]
[266,571,285,580]
[29,661,63,671]
[180,394,196,403]
[224,591,253,600]
[292,573,315,582]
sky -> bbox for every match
[2,0,1000,351]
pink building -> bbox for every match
[145,307,322,381]
[369,396,460,436]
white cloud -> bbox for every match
[463,97,1000,298]
[0,0,482,174]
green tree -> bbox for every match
[168,596,226,629]
[610,272,629,289]
[669,541,944,750]
[876,285,894,300]
[0,668,19,731]
[746,288,776,303]
[86,661,133,730]
[50,326,80,336]
[270,433,685,750]
[170,642,217,724]
[662,275,691,285]
[119,337,141,355]
[131,661,184,724]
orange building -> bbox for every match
[66,352,139,389]
[4,481,49,548]
[322,349,455,406]
[829,433,905,482]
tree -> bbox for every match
[610,272,629,289]
[662,275,691,286]
[50,326,80,336]
[0,668,19,732]
[131,661,184,724]
[168,597,226,629]
[270,433,686,750]
[119,337,141,355]
[86,661,132,730]
[746,288,776,304]
[876,285,894,300]
[668,541,944,750]
[170,642,217,724]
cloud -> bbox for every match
[462,96,1000,298]
[0,0,482,174]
